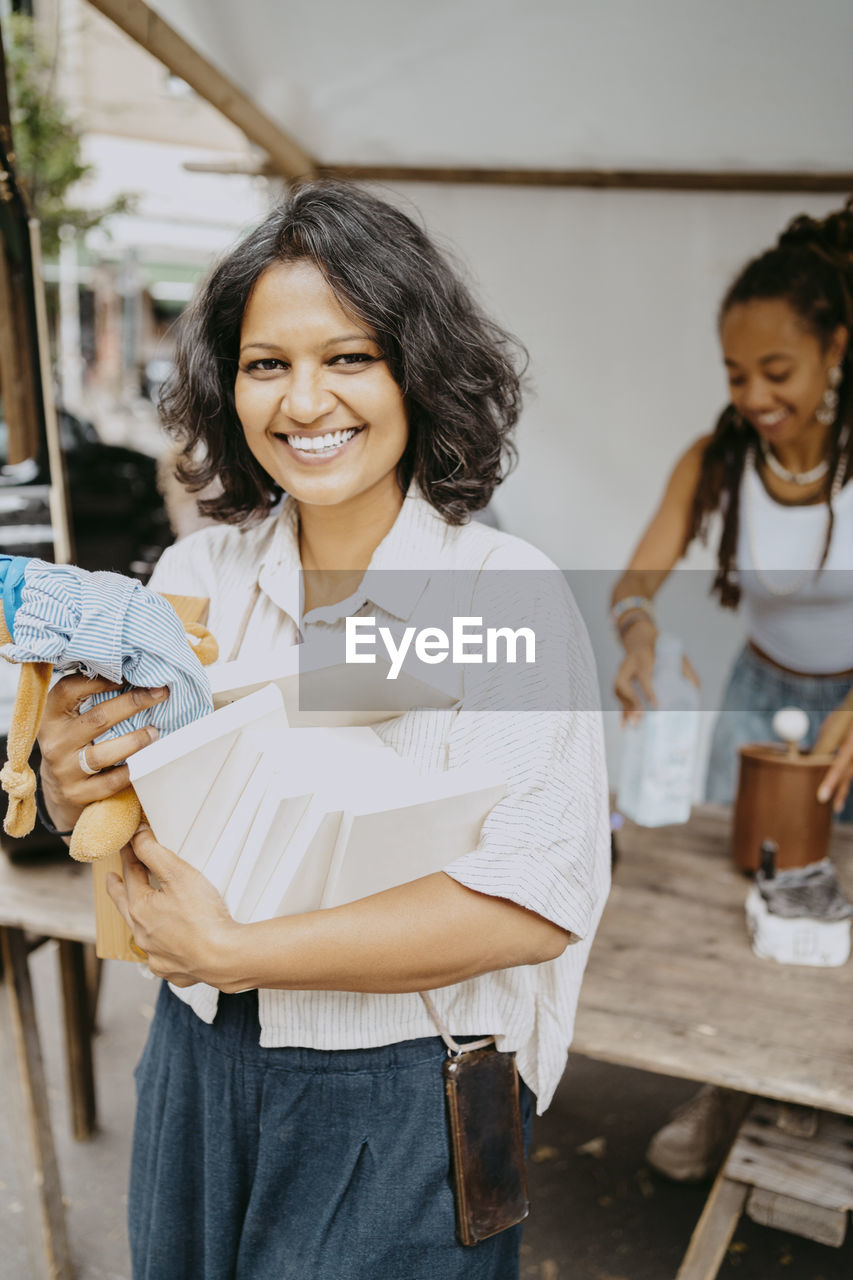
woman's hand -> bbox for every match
[613,617,700,724]
[818,720,853,814]
[37,674,168,833]
[614,616,658,723]
[107,825,243,988]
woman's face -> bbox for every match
[234,259,409,514]
[720,298,847,448]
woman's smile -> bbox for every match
[272,423,366,466]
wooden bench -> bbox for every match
[677,1099,853,1278]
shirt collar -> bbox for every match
[256,487,449,627]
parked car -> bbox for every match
[0,408,172,577]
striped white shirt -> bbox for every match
[148,489,610,1111]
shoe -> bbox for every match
[645,1085,745,1182]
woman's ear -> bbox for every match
[829,324,849,368]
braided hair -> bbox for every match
[684,198,853,608]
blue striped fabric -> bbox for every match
[0,559,212,746]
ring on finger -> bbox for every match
[78,746,101,776]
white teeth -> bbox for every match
[286,427,359,453]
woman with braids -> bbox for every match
[611,200,853,1182]
[36,182,609,1279]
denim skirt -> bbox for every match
[705,644,853,822]
[129,983,532,1280]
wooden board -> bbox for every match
[573,805,853,1116]
[726,1103,853,1211]
[0,851,95,942]
[746,1188,847,1248]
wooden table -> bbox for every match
[572,804,853,1277]
[0,850,99,1280]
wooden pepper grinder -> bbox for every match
[732,702,844,874]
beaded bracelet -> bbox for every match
[610,595,656,635]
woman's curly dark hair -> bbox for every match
[684,197,853,608]
[160,181,525,525]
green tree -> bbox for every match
[3,12,132,256]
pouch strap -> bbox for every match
[418,990,495,1057]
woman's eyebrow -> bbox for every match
[322,333,376,346]
[239,334,374,355]
[724,352,793,367]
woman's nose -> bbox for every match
[281,368,335,423]
[739,379,776,415]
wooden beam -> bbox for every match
[85,0,316,179]
[319,165,853,194]
[185,156,853,194]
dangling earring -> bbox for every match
[816,364,843,427]
[730,407,744,430]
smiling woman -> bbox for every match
[35,181,610,1280]
[609,198,853,1185]
[611,200,853,804]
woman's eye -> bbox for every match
[329,352,378,367]
[245,358,287,373]
[766,371,790,384]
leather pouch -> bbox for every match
[442,1045,529,1245]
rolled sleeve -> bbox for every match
[444,708,608,938]
[443,569,610,939]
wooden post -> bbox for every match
[57,940,97,1141]
[0,927,74,1280]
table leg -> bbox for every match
[57,941,97,1141]
[83,945,102,1038]
[0,926,74,1280]
[676,1172,748,1280]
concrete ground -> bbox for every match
[1,942,852,1280]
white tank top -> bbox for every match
[735,462,853,673]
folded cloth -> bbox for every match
[756,858,853,922]
[0,555,212,748]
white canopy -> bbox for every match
[121,0,853,175]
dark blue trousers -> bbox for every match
[129,984,532,1279]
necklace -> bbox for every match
[744,427,850,598]
[759,439,829,486]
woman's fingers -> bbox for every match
[614,656,655,723]
[70,684,169,750]
[47,672,125,714]
[613,666,642,720]
[37,678,169,829]
[683,655,702,689]
[108,827,239,987]
[80,724,159,774]
[818,725,853,812]
[635,659,657,709]
[44,674,168,747]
